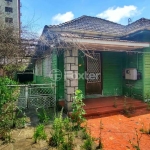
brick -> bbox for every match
[73,71,78,79]
[65,64,70,70]
[70,79,78,87]
[65,80,71,87]
[66,57,75,63]
[65,50,71,57]
[71,65,78,70]
[65,71,74,79]
[75,57,78,65]
[67,87,75,94]
[75,87,78,91]
[72,50,78,56]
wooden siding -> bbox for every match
[143,48,150,99]
[78,51,85,96]
[123,51,144,99]
[102,52,123,96]
[57,52,64,99]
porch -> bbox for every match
[83,96,149,118]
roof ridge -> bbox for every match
[48,15,87,28]
[48,15,125,28]
[127,17,150,26]
[84,15,125,26]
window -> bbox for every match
[5,17,13,23]
[5,7,13,13]
[5,0,12,2]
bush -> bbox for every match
[82,135,94,150]
[33,124,47,143]
[49,110,64,147]
[0,77,19,141]
[0,77,18,109]
[72,89,86,128]
[37,108,50,124]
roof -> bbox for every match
[46,16,150,37]
[40,16,150,51]
[48,15,125,36]
[126,18,150,34]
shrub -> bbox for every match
[49,109,64,147]
[0,77,19,141]
[0,77,18,109]
[33,124,47,143]
[82,135,94,150]
[60,133,74,150]
[72,89,86,128]
[37,108,50,124]
[63,117,72,131]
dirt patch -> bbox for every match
[0,126,89,150]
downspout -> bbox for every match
[137,52,139,70]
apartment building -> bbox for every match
[0,0,20,30]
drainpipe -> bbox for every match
[25,85,28,108]
[137,52,139,70]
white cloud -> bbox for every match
[52,11,74,25]
[96,5,139,23]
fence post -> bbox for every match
[25,85,28,108]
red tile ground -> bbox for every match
[83,97,150,150]
[86,112,150,150]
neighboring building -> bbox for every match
[16,39,38,83]
[0,0,20,30]
[34,16,150,111]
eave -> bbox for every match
[59,37,150,51]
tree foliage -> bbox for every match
[0,22,37,77]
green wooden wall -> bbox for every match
[102,52,123,96]
[57,52,64,99]
[78,50,146,99]
[34,47,150,101]
[122,52,144,99]
[78,51,124,97]
[78,51,85,96]
[143,48,150,99]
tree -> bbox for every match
[0,21,37,77]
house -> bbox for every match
[34,16,150,111]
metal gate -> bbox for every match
[8,84,56,109]
[86,53,102,94]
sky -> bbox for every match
[21,0,150,36]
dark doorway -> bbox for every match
[17,73,33,83]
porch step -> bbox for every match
[82,97,149,118]
[84,103,148,118]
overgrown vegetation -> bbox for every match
[129,128,142,150]
[49,109,64,147]
[113,88,118,108]
[140,123,150,135]
[122,95,135,117]
[37,108,52,124]
[82,134,94,150]
[0,77,26,142]
[33,124,47,143]
[96,120,104,150]
[72,89,86,128]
